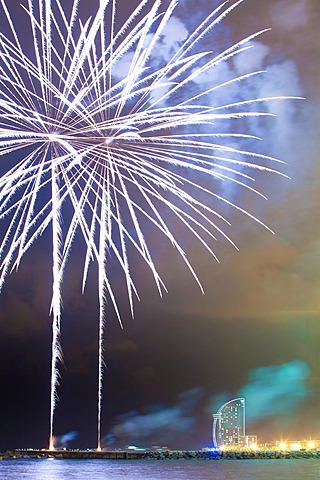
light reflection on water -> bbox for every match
[1,459,320,480]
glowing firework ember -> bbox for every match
[0,0,297,450]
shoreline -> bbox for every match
[2,449,320,461]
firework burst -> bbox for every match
[0,0,297,449]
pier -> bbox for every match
[7,449,146,460]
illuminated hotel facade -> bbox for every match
[212,398,248,449]
[212,397,319,451]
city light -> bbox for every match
[290,443,301,451]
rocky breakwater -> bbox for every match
[144,449,320,460]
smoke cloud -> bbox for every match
[269,0,310,31]
[104,387,203,448]
[237,360,312,423]
[55,430,78,449]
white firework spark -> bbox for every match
[0,0,297,450]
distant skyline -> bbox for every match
[0,0,319,452]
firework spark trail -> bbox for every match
[0,0,299,449]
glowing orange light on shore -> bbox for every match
[291,443,301,451]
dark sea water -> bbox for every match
[1,458,320,480]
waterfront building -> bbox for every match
[212,398,246,449]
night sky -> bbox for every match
[0,0,319,452]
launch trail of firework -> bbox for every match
[0,0,299,450]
